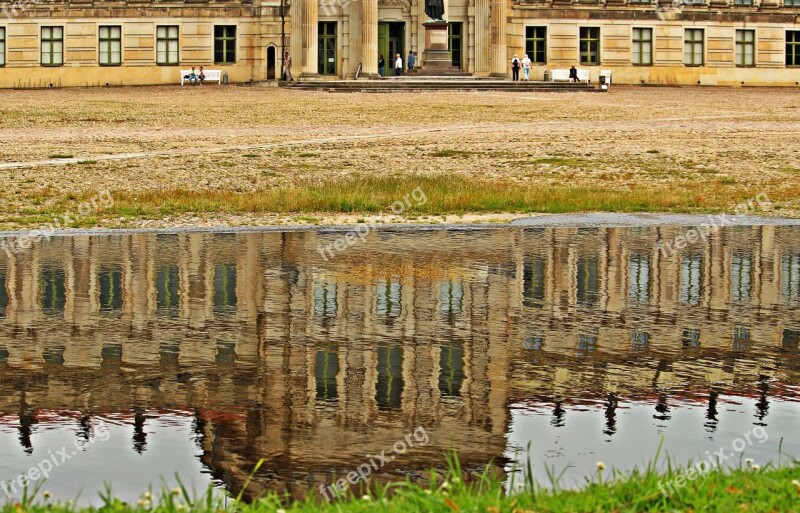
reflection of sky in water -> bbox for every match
[0,415,217,505]
[0,226,798,503]
[506,398,800,489]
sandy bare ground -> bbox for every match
[0,85,798,228]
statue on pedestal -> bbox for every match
[425,0,444,21]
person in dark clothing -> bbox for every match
[511,54,520,81]
[569,65,579,83]
[378,55,385,77]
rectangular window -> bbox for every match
[734,0,753,5]
[632,28,653,65]
[684,28,704,66]
[787,31,800,66]
[786,0,800,5]
[0,27,5,67]
[156,25,179,65]
[317,21,336,75]
[579,27,600,65]
[41,26,64,66]
[525,26,547,64]
[99,25,121,66]
[735,30,755,67]
[449,22,464,69]
[214,25,236,64]
[629,0,652,4]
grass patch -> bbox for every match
[12,174,770,229]
[47,154,74,159]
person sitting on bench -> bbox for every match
[198,66,206,85]
[184,66,199,85]
[569,66,579,83]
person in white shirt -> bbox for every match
[394,54,403,76]
[521,54,532,81]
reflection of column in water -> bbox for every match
[755,375,770,426]
[654,392,670,422]
[603,393,618,438]
[704,389,719,434]
[133,407,147,454]
[551,401,565,427]
[18,392,36,454]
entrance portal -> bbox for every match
[267,46,276,80]
[378,22,405,75]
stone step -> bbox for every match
[280,81,599,93]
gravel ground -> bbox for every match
[0,85,798,229]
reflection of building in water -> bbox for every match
[0,226,798,496]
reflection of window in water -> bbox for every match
[376,344,404,409]
[214,264,237,315]
[680,252,703,306]
[523,256,546,307]
[731,252,752,302]
[628,253,650,303]
[215,341,237,366]
[438,343,464,397]
[43,345,66,366]
[376,278,401,317]
[631,330,650,352]
[315,343,339,401]
[41,267,66,316]
[781,254,800,304]
[0,272,7,317]
[0,344,7,364]
[98,267,123,313]
[524,335,544,350]
[576,256,599,305]
[732,324,751,352]
[101,344,123,369]
[682,328,701,349]
[314,281,337,318]
[577,332,597,353]
[782,329,799,352]
[440,280,463,315]
[159,341,180,367]
[156,265,180,316]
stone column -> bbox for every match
[360,0,379,77]
[300,0,321,80]
[474,0,490,74]
[489,0,507,77]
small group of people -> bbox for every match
[184,66,206,85]
[510,55,583,82]
[378,51,416,77]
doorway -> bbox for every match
[267,46,276,80]
[378,22,405,75]
[318,22,337,75]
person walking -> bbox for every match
[511,54,520,81]
[378,54,385,77]
[521,54,532,81]
[395,53,403,76]
[408,50,416,71]
[283,51,293,81]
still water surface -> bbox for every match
[0,225,798,502]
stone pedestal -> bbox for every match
[420,21,464,75]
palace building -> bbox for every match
[0,0,799,87]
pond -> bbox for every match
[0,223,798,503]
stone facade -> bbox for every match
[0,0,798,86]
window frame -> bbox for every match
[632,27,653,66]
[735,29,755,67]
[0,27,5,67]
[684,28,704,66]
[525,26,547,64]
[579,26,600,65]
[213,25,236,64]
[156,25,179,66]
[786,0,800,6]
[786,30,800,66]
[41,26,64,67]
[99,25,122,67]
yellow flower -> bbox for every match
[43,491,52,500]
[596,462,606,471]
[792,479,800,490]
[171,488,181,496]
[361,495,371,501]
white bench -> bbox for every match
[180,69,223,86]
[551,68,590,84]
